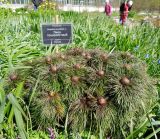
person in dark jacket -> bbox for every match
[32,0,43,10]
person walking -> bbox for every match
[32,0,43,10]
[119,0,133,25]
[105,0,112,17]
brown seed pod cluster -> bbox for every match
[50,65,58,73]
[97,97,107,106]
[46,91,61,101]
[69,47,83,55]
[5,48,157,139]
[9,73,18,81]
[85,53,92,60]
[96,70,105,77]
[48,91,56,98]
[59,54,65,60]
[71,76,80,84]
[123,64,132,70]
[81,52,86,57]
[81,52,92,60]
[121,52,134,59]
[100,54,108,61]
[45,56,52,64]
[73,64,81,69]
[119,76,131,86]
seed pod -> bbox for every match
[121,52,134,59]
[73,64,81,69]
[28,60,33,65]
[90,50,99,56]
[50,65,57,73]
[45,56,52,64]
[120,76,131,86]
[123,64,132,70]
[97,97,107,106]
[96,70,105,77]
[71,76,80,84]
[49,91,55,97]
[85,53,92,60]
[72,48,82,55]
[59,54,65,60]
[100,54,108,61]
[9,74,18,81]
[81,52,86,57]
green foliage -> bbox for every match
[0,83,5,124]
[29,130,49,139]
[128,11,137,18]
[4,48,157,138]
[0,8,12,17]
[0,82,29,139]
[0,8,159,139]
[15,8,28,13]
[0,0,9,4]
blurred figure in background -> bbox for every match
[127,0,133,11]
[32,0,43,10]
[119,0,133,25]
[105,0,112,17]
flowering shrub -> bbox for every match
[39,1,57,10]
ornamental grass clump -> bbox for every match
[5,48,157,138]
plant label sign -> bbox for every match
[42,24,72,45]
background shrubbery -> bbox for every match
[133,0,160,12]
[111,0,159,12]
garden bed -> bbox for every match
[0,8,160,139]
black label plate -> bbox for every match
[42,24,72,45]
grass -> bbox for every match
[0,10,159,78]
[0,8,160,138]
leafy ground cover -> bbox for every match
[0,8,160,139]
